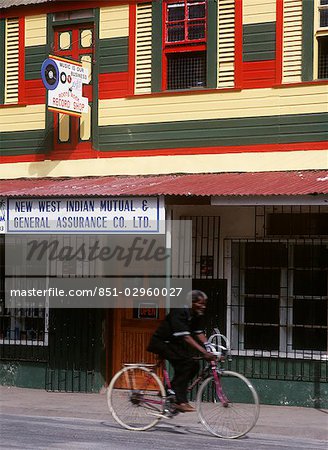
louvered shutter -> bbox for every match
[5,18,20,104]
[217,0,235,88]
[135,3,152,94]
[282,0,302,83]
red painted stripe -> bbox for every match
[243,60,276,88]
[128,3,136,95]
[1,141,327,164]
[276,0,284,84]
[234,0,243,88]
[0,1,150,18]
[99,72,129,99]
[25,79,46,104]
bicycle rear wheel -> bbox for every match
[196,370,259,439]
[107,365,165,431]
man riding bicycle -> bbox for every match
[147,290,216,412]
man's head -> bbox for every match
[187,290,208,316]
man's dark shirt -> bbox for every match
[152,306,205,343]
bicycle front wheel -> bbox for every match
[196,370,259,439]
[107,365,165,431]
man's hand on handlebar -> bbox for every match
[203,351,217,361]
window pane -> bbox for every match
[59,31,71,50]
[168,3,185,21]
[188,2,206,19]
[245,269,281,295]
[294,245,328,269]
[167,51,206,90]
[188,21,205,40]
[318,37,328,79]
[245,297,279,324]
[293,270,327,296]
[245,242,287,267]
[293,299,327,326]
[167,22,185,42]
[245,326,279,350]
[292,328,327,351]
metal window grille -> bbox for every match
[318,36,328,79]
[167,51,206,90]
[166,0,206,44]
[319,0,328,28]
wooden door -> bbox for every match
[108,306,165,385]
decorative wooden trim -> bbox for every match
[234,0,243,88]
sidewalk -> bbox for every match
[1,386,327,441]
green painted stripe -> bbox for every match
[25,45,48,80]
[98,37,128,73]
[302,0,314,81]
[243,22,276,62]
[0,129,47,156]
[207,0,217,89]
[0,19,5,104]
[151,0,163,93]
[98,113,328,151]
[92,7,100,150]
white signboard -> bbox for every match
[7,197,165,234]
[41,55,89,117]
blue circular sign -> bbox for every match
[41,58,59,90]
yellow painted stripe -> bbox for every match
[243,0,276,25]
[1,150,327,179]
[99,84,328,126]
[99,5,129,39]
[0,105,45,132]
[25,14,47,47]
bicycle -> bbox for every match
[107,330,260,439]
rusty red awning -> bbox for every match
[1,171,328,197]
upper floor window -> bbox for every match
[163,0,207,90]
[317,0,328,78]
[165,0,206,44]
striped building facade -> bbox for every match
[0,1,327,406]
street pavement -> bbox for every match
[0,386,327,449]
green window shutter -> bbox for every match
[4,17,20,104]
[302,0,314,81]
[151,0,162,93]
[206,0,218,88]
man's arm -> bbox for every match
[183,335,216,361]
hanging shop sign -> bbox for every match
[41,55,89,117]
[5,197,165,234]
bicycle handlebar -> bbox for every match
[205,329,231,357]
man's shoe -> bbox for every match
[174,403,196,413]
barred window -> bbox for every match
[167,51,206,90]
[318,36,328,79]
[229,240,328,356]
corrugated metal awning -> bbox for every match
[0,0,54,8]
[1,171,328,198]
